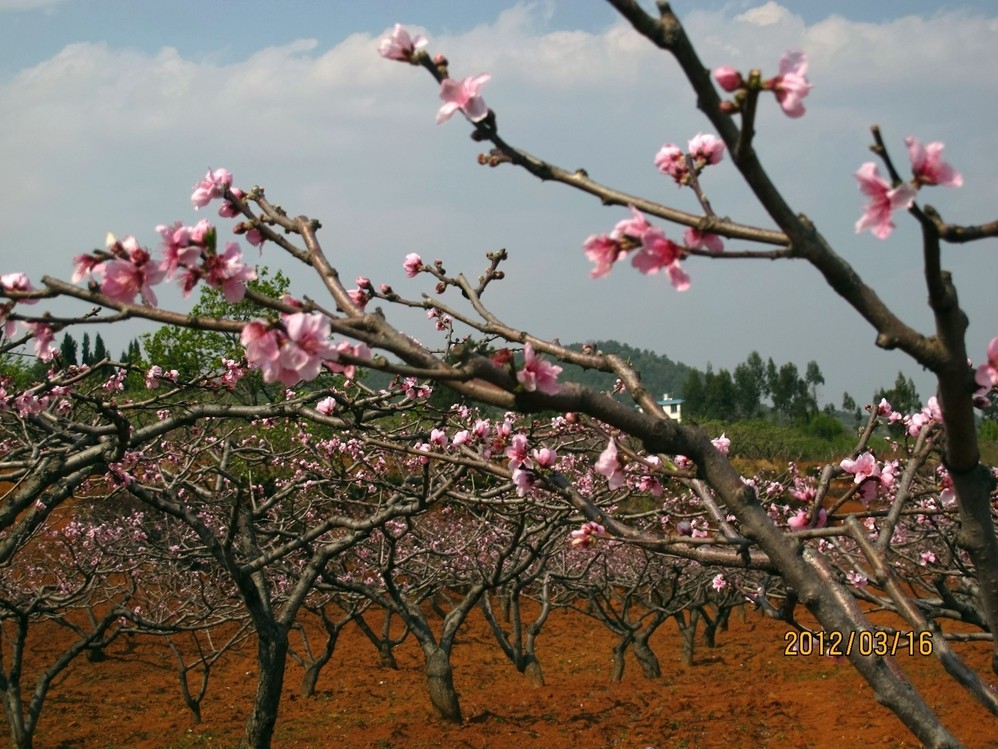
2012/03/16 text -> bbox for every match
[784,629,933,657]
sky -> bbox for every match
[1,0,996,408]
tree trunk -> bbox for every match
[242,627,289,749]
[2,687,32,749]
[424,646,462,723]
[523,655,545,687]
[676,608,700,667]
[633,635,661,679]
[610,632,633,682]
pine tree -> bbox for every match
[59,333,79,367]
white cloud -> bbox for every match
[0,0,63,11]
[735,2,797,26]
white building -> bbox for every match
[656,393,684,422]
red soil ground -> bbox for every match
[10,602,998,749]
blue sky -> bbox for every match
[1,0,996,408]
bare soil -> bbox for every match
[10,602,998,749]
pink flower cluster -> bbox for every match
[70,170,259,306]
[974,337,998,404]
[904,397,943,438]
[569,521,607,548]
[840,451,897,505]
[854,137,961,239]
[240,312,371,387]
[583,206,691,290]
[788,507,828,531]
[517,343,562,395]
[714,50,811,118]
[145,365,179,389]
[654,133,725,186]
[0,272,42,342]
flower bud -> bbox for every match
[713,66,743,92]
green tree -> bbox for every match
[141,268,291,391]
[58,333,78,367]
[875,371,921,416]
[733,359,763,419]
[80,332,92,365]
[703,367,737,420]
[805,360,825,405]
[681,369,705,419]
[92,333,108,363]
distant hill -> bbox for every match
[558,339,692,401]
[357,339,692,402]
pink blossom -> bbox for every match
[97,254,165,306]
[853,162,917,239]
[453,429,471,446]
[583,233,623,278]
[191,168,232,209]
[430,428,449,448]
[840,451,880,484]
[611,207,652,241]
[770,51,811,118]
[378,24,427,62]
[403,252,423,278]
[666,263,691,292]
[14,392,44,416]
[517,342,562,395]
[687,133,725,167]
[157,220,207,280]
[512,467,535,497]
[436,74,491,124]
[220,358,245,390]
[72,255,103,283]
[348,288,370,310]
[788,508,827,530]
[905,137,962,188]
[654,143,687,184]
[1,272,38,303]
[269,313,337,385]
[684,227,724,253]
[324,340,372,381]
[145,365,163,389]
[713,66,743,92]
[532,447,557,468]
[472,418,491,439]
[631,228,683,275]
[711,433,730,455]
[711,574,727,592]
[846,570,868,588]
[202,242,257,302]
[241,321,281,377]
[569,521,606,548]
[974,337,998,390]
[24,322,56,361]
[218,187,246,218]
[245,227,265,248]
[906,397,943,438]
[505,433,532,471]
[595,438,626,490]
[920,550,937,566]
[880,460,898,492]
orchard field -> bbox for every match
[19,597,998,749]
